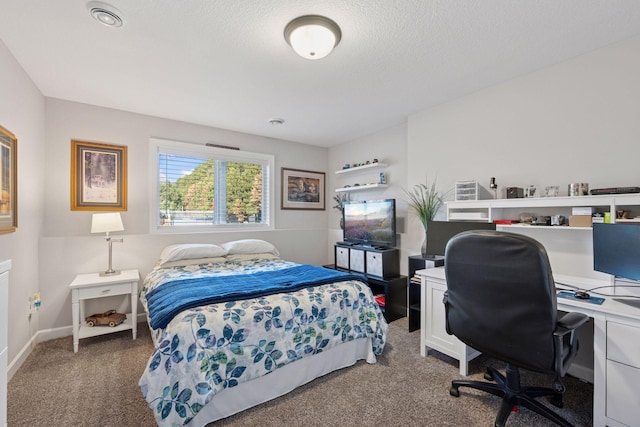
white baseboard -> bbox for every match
[7,325,71,381]
[567,362,594,384]
[7,313,147,381]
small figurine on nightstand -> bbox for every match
[85,309,126,327]
[379,172,387,184]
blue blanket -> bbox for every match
[146,265,363,330]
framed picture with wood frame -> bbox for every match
[281,167,325,210]
[70,140,127,211]
[0,125,17,234]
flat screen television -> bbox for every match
[593,223,640,282]
[343,199,396,248]
[426,220,496,257]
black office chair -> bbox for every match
[443,230,589,427]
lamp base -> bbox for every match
[99,270,121,277]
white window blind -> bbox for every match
[150,138,274,232]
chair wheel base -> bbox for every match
[553,380,566,394]
[450,386,460,397]
[550,396,564,408]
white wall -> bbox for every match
[5,28,640,377]
[43,99,330,236]
[0,40,46,364]
[38,98,331,331]
[327,123,409,272]
[407,35,640,277]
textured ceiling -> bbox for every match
[2,1,640,147]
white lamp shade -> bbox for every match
[284,15,341,60]
[289,25,336,59]
[91,212,124,234]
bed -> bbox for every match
[138,240,388,426]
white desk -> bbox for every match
[417,267,640,427]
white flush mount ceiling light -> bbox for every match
[87,1,124,27]
[284,15,341,60]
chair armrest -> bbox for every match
[553,311,589,377]
[442,291,454,336]
[556,312,589,333]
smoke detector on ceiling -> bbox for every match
[87,1,124,27]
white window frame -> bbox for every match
[149,137,275,234]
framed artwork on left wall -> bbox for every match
[0,125,17,234]
[71,140,127,211]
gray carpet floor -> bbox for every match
[8,318,593,426]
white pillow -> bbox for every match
[158,257,228,268]
[158,244,228,266]
[220,239,280,256]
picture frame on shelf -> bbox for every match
[0,125,18,234]
[281,167,325,210]
[71,140,127,211]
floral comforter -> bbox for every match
[138,258,388,426]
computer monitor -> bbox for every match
[593,223,640,282]
[426,220,496,257]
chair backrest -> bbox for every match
[444,230,558,374]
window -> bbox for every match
[150,138,274,232]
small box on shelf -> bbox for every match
[572,207,594,216]
[455,181,479,201]
[506,187,524,199]
[569,215,592,227]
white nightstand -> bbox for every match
[69,269,140,353]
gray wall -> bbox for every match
[39,98,331,331]
[327,123,409,271]
[1,37,333,366]
[327,35,640,278]
[3,30,640,373]
[0,40,46,364]
[406,35,640,277]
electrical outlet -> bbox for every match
[28,292,41,313]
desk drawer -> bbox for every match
[607,321,640,369]
[77,282,132,300]
[606,360,640,426]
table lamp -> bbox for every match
[91,212,124,276]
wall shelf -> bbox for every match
[495,224,592,230]
[447,193,640,226]
[335,183,388,193]
[335,162,387,175]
